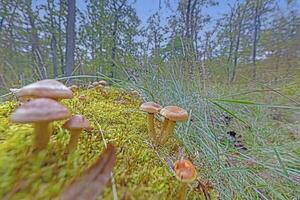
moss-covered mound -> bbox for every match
[0,87,210,199]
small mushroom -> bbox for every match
[130,90,139,96]
[92,81,100,87]
[95,84,104,91]
[16,79,73,101]
[98,80,107,86]
[78,95,86,101]
[173,159,197,200]
[10,98,71,151]
[69,85,79,92]
[139,102,162,143]
[62,115,91,153]
[159,106,188,144]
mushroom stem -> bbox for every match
[159,120,176,144]
[67,130,82,153]
[147,113,157,142]
[177,183,188,200]
[160,118,169,136]
[33,122,51,150]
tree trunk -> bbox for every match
[65,0,76,81]
[230,5,246,83]
[58,0,65,75]
[185,0,192,38]
[252,1,261,81]
[0,17,4,31]
[51,35,58,78]
[110,0,126,78]
[48,0,58,78]
[26,0,47,79]
[111,17,118,78]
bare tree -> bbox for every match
[65,0,76,80]
[25,0,47,79]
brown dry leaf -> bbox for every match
[60,143,116,200]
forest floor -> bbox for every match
[0,87,215,200]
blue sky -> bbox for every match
[132,0,232,25]
[35,0,300,27]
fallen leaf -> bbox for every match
[61,143,116,200]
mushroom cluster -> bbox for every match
[140,102,197,195]
[140,102,188,144]
[10,79,91,153]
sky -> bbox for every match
[35,0,300,27]
[74,0,235,27]
[132,0,232,25]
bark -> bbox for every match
[65,0,76,80]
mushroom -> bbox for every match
[16,79,73,101]
[95,84,104,91]
[173,159,197,200]
[78,95,86,101]
[69,85,79,92]
[139,102,162,143]
[98,80,107,86]
[92,81,100,87]
[62,115,91,153]
[159,106,188,144]
[10,98,71,151]
[130,90,139,96]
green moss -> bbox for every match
[0,87,212,199]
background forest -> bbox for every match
[0,0,299,89]
[0,0,300,199]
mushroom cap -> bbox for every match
[62,115,91,130]
[11,98,71,123]
[92,81,99,87]
[69,85,79,92]
[16,79,73,100]
[98,80,107,86]
[78,95,86,101]
[160,106,188,121]
[173,159,197,183]
[140,102,162,114]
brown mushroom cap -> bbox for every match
[63,115,91,130]
[160,106,188,121]
[16,79,73,100]
[69,85,79,92]
[140,102,162,114]
[98,80,107,86]
[92,81,99,87]
[173,159,197,183]
[11,98,71,123]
